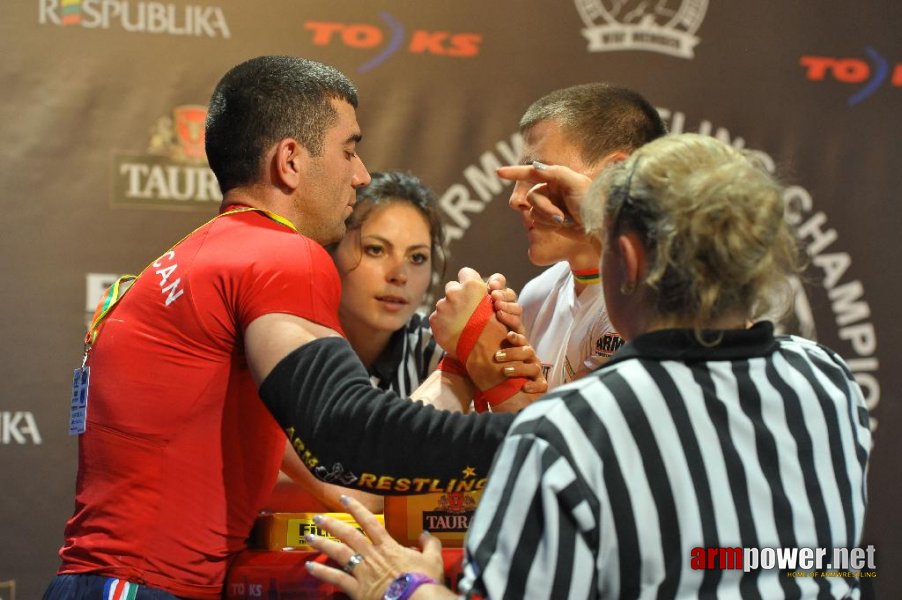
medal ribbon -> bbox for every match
[572,268,601,285]
[83,206,297,351]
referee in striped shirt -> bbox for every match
[307,133,871,600]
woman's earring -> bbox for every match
[620,280,636,295]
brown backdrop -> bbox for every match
[1,1,899,597]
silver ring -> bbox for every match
[343,553,364,574]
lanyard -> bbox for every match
[82,206,297,361]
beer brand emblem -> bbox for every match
[574,0,707,58]
[112,105,222,210]
[438,492,476,513]
[172,105,207,161]
[422,492,477,532]
[147,105,208,164]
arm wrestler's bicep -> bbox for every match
[244,312,342,385]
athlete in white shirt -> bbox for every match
[502,83,667,386]
[518,260,619,386]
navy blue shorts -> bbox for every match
[43,574,183,600]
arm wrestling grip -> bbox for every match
[258,337,514,495]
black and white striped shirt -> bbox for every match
[460,322,871,599]
[368,312,444,396]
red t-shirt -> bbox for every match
[58,209,343,599]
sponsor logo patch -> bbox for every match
[38,0,231,38]
[422,492,478,533]
[304,13,482,73]
[111,105,222,210]
[800,47,902,106]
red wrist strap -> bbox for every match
[455,294,494,364]
[473,377,528,413]
[447,293,528,412]
[436,356,467,376]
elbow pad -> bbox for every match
[259,337,514,495]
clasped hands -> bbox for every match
[429,267,546,412]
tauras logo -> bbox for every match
[422,511,474,532]
[112,105,222,210]
[38,0,231,38]
[575,0,707,58]
[423,492,477,532]
[1,412,42,445]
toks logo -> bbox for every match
[575,0,707,58]
[800,47,902,106]
[305,12,481,73]
[112,105,221,210]
[38,0,230,38]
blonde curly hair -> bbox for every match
[584,133,802,330]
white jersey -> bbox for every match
[519,261,623,389]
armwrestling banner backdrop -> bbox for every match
[0,2,898,597]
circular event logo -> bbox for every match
[638,108,880,430]
[441,108,881,431]
[575,0,708,58]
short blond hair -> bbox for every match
[584,133,802,328]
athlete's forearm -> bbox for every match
[258,337,513,495]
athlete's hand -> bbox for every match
[486,273,526,335]
[429,267,492,359]
[495,331,547,395]
[430,268,510,391]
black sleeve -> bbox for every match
[258,337,514,495]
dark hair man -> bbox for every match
[46,56,524,600]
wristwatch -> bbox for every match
[383,572,437,600]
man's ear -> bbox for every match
[272,138,306,191]
[587,150,629,178]
[603,150,629,167]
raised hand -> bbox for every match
[496,162,593,228]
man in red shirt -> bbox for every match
[47,56,526,600]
